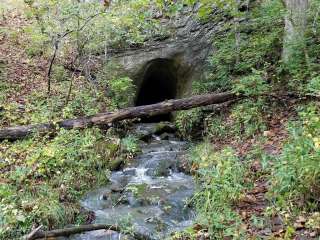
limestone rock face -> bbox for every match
[105,4,223,99]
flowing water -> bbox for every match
[70,123,195,240]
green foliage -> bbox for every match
[24,25,49,57]
[0,78,108,127]
[0,127,117,238]
[204,99,267,140]
[175,108,203,139]
[203,71,269,139]
[230,100,267,138]
[97,63,136,109]
[307,75,320,95]
[108,77,136,109]
[117,214,134,235]
[22,0,168,60]
[233,70,270,96]
[269,103,320,212]
[0,63,8,103]
[194,0,284,94]
[52,65,69,82]
[61,82,104,118]
[121,135,140,159]
[204,113,231,140]
[189,142,247,239]
[0,61,7,82]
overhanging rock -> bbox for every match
[104,4,224,99]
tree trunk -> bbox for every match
[234,0,242,65]
[0,92,237,141]
[282,0,309,64]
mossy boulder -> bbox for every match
[108,158,124,171]
[95,139,120,159]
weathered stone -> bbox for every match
[95,140,119,159]
[158,133,175,141]
[108,158,124,171]
[131,122,176,141]
[154,122,176,134]
[103,4,222,100]
[110,184,124,193]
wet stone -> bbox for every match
[110,184,125,193]
[129,122,177,142]
[145,167,171,177]
[123,168,136,176]
[101,192,110,200]
[159,132,176,140]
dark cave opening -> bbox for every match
[136,59,177,122]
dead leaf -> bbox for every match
[241,195,257,204]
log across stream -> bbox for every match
[0,92,236,141]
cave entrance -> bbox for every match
[136,59,178,122]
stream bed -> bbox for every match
[70,123,195,240]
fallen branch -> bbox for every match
[0,92,237,141]
[25,225,43,240]
[25,224,151,240]
[46,39,58,94]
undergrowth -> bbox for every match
[0,128,118,238]
[176,0,320,238]
[187,142,247,239]
[269,103,320,214]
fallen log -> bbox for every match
[25,223,152,240]
[0,92,237,141]
[25,225,43,240]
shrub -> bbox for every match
[204,0,283,94]
[269,103,320,212]
[233,70,270,96]
[121,135,140,159]
[108,77,136,109]
[189,142,247,239]
[97,63,136,109]
[52,65,69,82]
[175,108,203,139]
[204,114,230,140]
[230,99,267,138]
[0,128,115,238]
[204,99,267,140]
[24,25,49,57]
[307,75,320,95]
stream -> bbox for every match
[70,123,195,240]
